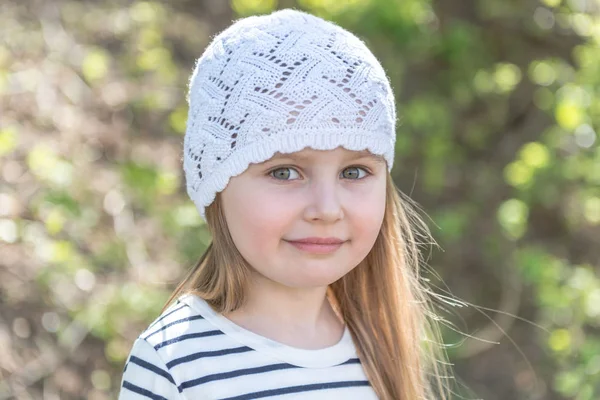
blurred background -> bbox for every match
[0,0,599,399]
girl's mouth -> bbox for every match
[283,239,346,254]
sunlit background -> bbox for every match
[1,0,599,399]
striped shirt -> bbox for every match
[118,293,378,400]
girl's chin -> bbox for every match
[277,267,351,288]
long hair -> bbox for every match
[164,173,452,400]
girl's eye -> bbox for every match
[270,167,301,180]
[341,166,369,179]
[269,166,369,180]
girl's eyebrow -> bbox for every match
[266,151,385,164]
[352,153,386,164]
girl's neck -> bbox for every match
[223,274,344,350]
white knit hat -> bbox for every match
[183,8,397,220]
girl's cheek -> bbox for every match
[256,184,305,205]
[350,181,386,221]
[240,187,298,227]
[344,179,385,201]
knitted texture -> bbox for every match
[183,8,397,220]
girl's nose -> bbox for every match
[303,179,344,222]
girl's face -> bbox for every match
[221,146,387,289]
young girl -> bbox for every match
[119,8,451,400]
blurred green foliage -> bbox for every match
[0,0,599,399]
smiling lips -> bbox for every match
[284,237,346,254]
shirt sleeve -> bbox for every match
[118,337,183,400]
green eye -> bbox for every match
[270,167,300,180]
[341,167,368,179]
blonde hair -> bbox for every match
[165,173,452,400]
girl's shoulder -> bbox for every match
[120,294,241,399]
[137,293,221,356]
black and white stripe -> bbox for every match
[119,295,377,399]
